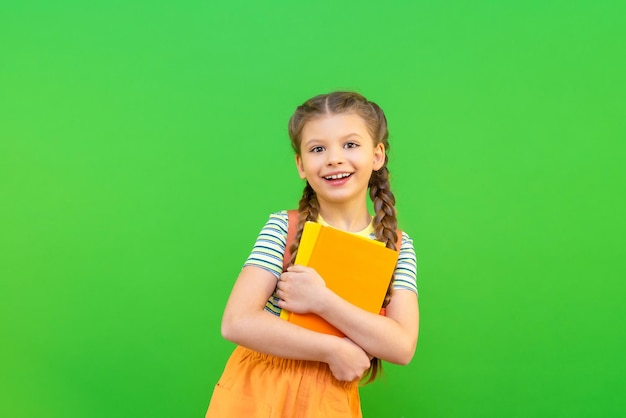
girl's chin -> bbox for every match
[314,191,365,206]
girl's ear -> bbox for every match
[373,143,386,171]
[295,154,307,179]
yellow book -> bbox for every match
[280,221,399,337]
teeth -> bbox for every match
[325,173,351,180]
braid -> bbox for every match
[288,182,320,266]
[361,164,399,385]
[370,160,398,307]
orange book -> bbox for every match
[279,221,399,337]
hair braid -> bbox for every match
[288,182,320,267]
[369,164,399,308]
[364,161,399,385]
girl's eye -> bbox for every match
[310,146,325,153]
[345,142,359,149]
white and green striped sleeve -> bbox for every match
[393,232,418,295]
[242,211,289,279]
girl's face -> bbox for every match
[295,112,385,207]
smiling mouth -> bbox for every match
[324,173,352,180]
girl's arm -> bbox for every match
[277,265,418,365]
[221,265,371,381]
[317,284,418,365]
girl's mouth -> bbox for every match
[324,173,352,180]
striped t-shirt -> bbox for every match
[244,210,418,316]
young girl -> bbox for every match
[206,91,418,418]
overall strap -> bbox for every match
[395,230,403,251]
[283,210,299,272]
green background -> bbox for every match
[1,1,625,417]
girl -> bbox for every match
[206,92,418,418]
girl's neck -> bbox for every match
[317,200,372,232]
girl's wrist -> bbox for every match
[320,334,343,363]
[314,287,336,317]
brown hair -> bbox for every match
[287,91,399,383]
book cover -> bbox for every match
[279,221,399,337]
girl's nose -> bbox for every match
[326,147,345,165]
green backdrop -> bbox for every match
[1,1,625,417]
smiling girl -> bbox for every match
[206,92,418,418]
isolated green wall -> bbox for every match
[1,1,625,417]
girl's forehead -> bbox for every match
[301,113,370,139]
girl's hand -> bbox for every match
[326,337,371,381]
[276,265,328,314]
